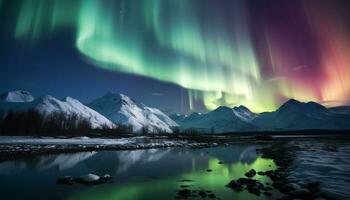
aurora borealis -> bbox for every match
[1,0,350,113]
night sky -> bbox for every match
[1,0,350,114]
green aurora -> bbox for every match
[9,0,276,112]
[7,0,350,112]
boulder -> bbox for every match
[248,185,261,196]
[101,174,112,181]
[245,169,257,178]
[289,188,311,198]
[280,183,301,194]
[77,173,100,184]
[198,191,207,198]
[57,176,73,185]
[177,189,191,198]
[226,180,243,191]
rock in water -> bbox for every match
[280,183,301,193]
[226,180,243,191]
[177,189,191,198]
[101,174,112,181]
[245,169,257,178]
[77,173,100,184]
[198,191,207,198]
[57,176,73,185]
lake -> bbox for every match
[0,139,349,200]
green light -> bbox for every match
[67,156,277,200]
[10,0,280,112]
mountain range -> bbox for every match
[0,90,177,132]
[1,90,350,134]
[171,99,350,133]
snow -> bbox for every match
[35,95,115,128]
[0,93,115,129]
[0,136,133,145]
[254,99,350,130]
[89,93,178,133]
[0,90,34,103]
[175,99,350,133]
[79,173,100,183]
[176,106,257,133]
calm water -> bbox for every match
[0,144,279,200]
[0,140,349,200]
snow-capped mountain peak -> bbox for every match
[173,105,257,133]
[89,93,178,133]
[0,93,115,129]
[232,105,257,122]
[0,90,34,103]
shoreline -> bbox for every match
[0,134,349,160]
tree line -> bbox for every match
[0,109,185,136]
[0,109,134,136]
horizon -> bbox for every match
[1,89,349,115]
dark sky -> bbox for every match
[1,0,350,113]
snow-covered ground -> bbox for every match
[0,136,219,156]
[0,136,134,145]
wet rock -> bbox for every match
[265,170,275,177]
[76,173,100,185]
[306,181,321,193]
[288,188,311,198]
[57,176,73,185]
[237,178,258,185]
[257,171,266,176]
[226,180,243,191]
[101,174,112,181]
[245,169,256,178]
[263,191,272,196]
[280,183,301,194]
[198,191,207,198]
[180,185,191,188]
[262,186,273,191]
[247,186,261,196]
[272,180,283,189]
[177,189,191,198]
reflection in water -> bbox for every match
[1,141,350,200]
[67,147,277,200]
[114,149,171,173]
[0,152,97,174]
[0,145,277,200]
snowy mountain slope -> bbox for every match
[0,92,115,128]
[329,106,350,114]
[35,96,115,128]
[0,90,34,103]
[176,99,350,133]
[169,113,188,124]
[176,106,258,133]
[89,93,178,133]
[253,99,350,130]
